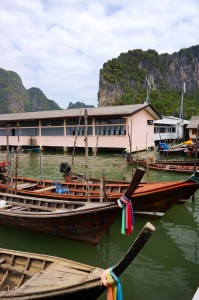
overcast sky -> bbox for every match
[0,0,199,109]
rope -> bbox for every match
[101,267,123,300]
[117,195,134,235]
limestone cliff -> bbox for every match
[98,45,199,119]
[0,68,61,113]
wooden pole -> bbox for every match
[192,124,199,201]
[92,127,99,177]
[71,106,83,167]
[6,124,10,193]
[127,125,133,170]
[146,132,149,183]
[10,147,14,194]
[39,147,42,181]
[14,147,19,194]
[84,109,90,202]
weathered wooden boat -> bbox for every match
[184,143,199,157]
[155,159,199,166]
[0,168,145,203]
[0,168,145,245]
[0,222,155,300]
[130,157,199,166]
[0,169,199,218]
[156,143,188,156]
[0,192,120,246]
[147,162,199,174]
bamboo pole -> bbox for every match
[192,124,199,201]
[71,106,83,168]
[39,147,42,181]
[92,127,99,177]
[6,124,10,193]
[10,147,14,194]
[84,109,90,202]
[146,132,149,183]
[14,147,19,194]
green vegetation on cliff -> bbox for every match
[27,87,60,111]
[99,46,199,119]
[0,68,61,113]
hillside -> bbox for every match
[0,68,61,113]
[98,45,199,119]
[67,101,94,109]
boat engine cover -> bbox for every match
[60,162,71,174]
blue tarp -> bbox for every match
[158,143,169,150]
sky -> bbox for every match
[0,0,199,109]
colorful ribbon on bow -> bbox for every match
[101,267,123,300]
[117,194,134,235]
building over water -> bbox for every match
[186,116,199,140]
[0,104,161,152]
[154,116,189,143]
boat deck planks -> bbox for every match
[0,222,155,299]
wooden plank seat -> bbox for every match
[34,186,55,193]
[0,205,12,209]
[8,206,28,211]
[17,183,37,190]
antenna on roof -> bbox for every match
[179,81,186,124]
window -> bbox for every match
[0,129,6,136]
[66,118,92,126]
[41,128,64,136]
[95,118,126,125]
[19,128,39,136]
[95,125,126,136]
[192,129,197,135]
[147,120,154,125]
[66,126,93,135]
[19,120,39,127]
[41,119,64,126]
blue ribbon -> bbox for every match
[109,267,123,300]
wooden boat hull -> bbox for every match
[148,163,199,174]
[155,159,199,166]
[0,222,155,300]
[0,193,119,246]
[0,174,198,218]
[0,247,105,300]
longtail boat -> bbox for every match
[0,168,199,218]
[0,222,155,300]
[147,162,199,174]
[125,156,199,167]
[155,159,199,166]
[0,192,119,246]
[0,168,145,245]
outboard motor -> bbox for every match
[60,162,75,182]
[60,162,71,175]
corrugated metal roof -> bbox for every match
[0,104,162,121]
[187,116,199,128]
[154,116,189,125]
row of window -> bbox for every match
[0,117,126,128]
[0,125,126,137]
[154,127,176,133]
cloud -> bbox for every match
[0,0,199,108]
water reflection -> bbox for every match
[0,150,198,300]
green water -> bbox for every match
[0,150,198,300]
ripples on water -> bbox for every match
[0,150,198,300]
